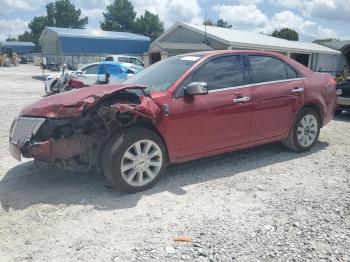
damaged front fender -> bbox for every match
[20,84,155,118]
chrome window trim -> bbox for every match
[208,77,306,93]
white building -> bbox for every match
[147,22,344,75]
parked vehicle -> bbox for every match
[45,65,111,96]
[9,50,336,193]
[45,61,143,93]
[335,79,350,114]
[105,55,144,67]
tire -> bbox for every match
[102,127,167,193]
[50,80,58,92]
[335,109,342,115]
[283,107,320,152]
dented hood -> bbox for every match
[20,84,148,118]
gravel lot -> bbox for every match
[0,64,349,262]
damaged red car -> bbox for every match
[9,50,336,193]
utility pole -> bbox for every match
[52,1,56,27]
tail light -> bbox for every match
[328,77,336,87]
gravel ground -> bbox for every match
[0,64,349,262]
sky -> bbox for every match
[0,0,349,42]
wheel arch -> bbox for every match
[302,102,324,126]
[131,117,170,162]
[286,101,324,140]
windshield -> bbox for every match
[123,55,202,92]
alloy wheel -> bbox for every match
[120,140,163,187]
[297,114,318,147]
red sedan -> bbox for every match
[9,50,336,192]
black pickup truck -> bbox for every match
[336,79,350,114]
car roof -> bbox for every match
[106,54,139,59]
[182,49,287,58]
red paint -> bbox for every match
[31,136,96,160]
[20,84,147,118]
[17,50,336,163]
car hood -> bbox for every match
[20,84,147,118]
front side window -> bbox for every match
[130,57,144,67]
[187,55,245,91]
[248,55,292,84]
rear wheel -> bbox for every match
[102,127,167,193]
[283,108,320,152]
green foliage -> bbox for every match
[216,19,232,28]
[6,36,17,42]
[203,19,214,26]
[16,0,87,48]
[46,0,88,28]
[133,11,164,40]
[27,16,48,46]
[313,38,339,44]
[101,0,136,32]
[18,31,34,42]
[271,28,299,41]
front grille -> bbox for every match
[9,117,46,145]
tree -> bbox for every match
[101,0,136,32]
[313,38,339,44]
[46,0,88,28]
[18,31,34,42]
[203,19,214,26]
[6,36,17,42]
[16,1,88,48]
[133,11,164,40]
[271,28,299,41]
[216,19,232,28]
[27,16,48,46]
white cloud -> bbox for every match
[0,0,33,12]
[73,0,204,27]
[213,4,268,27]
[213,3,338,40]
[0,18,29,40]
[131,0,202,27]
[264,10,338,39]
[268,0,350,23]
[0,0,50,15]
[72,0,109,19]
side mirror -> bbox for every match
[183,82,208,96]
[105,71,111,83]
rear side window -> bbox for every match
[83,65,100,74]
[118,57,131,63]
[248,55,297,84]
[105,56,114,61]
[188,55,245,91]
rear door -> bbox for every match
[165,55,253,158]
[247,55,305,142]
[105,64,127,83]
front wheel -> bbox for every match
[283,108,320,152]
[102,127,167,193]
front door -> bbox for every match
[247,55,305,141]
[164,55,253,159]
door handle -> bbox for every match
[292,87,304,93]
[233,96,250,103]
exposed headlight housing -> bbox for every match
[336,88,343,96]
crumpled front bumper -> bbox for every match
[9,116,96,162]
